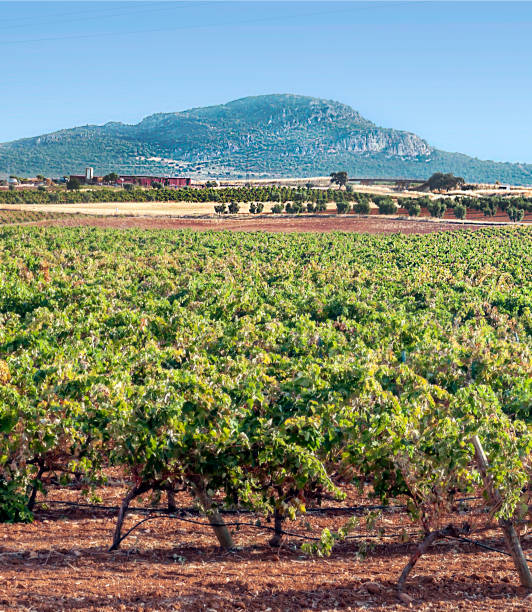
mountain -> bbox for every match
[1,94,532,184]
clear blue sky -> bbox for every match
[1,1,531,163]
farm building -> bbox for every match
[69,172,191,187]
[117,175,191,187]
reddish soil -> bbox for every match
[393,208,532,223]
[2,484,532,611]
[33,214,501,234]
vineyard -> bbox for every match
[0,209,91,226]
[1,225,531,609]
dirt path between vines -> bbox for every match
[2,485,532,611]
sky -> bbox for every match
[1,1,531,163]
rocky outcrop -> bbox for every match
[340,130,432,157]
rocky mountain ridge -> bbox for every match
[1,94,531,184]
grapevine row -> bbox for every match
[0,225,531,569]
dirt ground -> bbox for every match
[30,214,506,234]
[2,484,532,612]
[0,201,228,217]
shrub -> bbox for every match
[352,200,370,214]
[228,201,240,214]
[407,203,421,217]
[402,198,422,216]
[286,201,303,214]
[453,203,467,219]
[66,178,81,190]
[0,480,33,523]
[315,200,327,212]
[508,207,525,222]
[306,202,316,213]
[271,203,284,214]
[336,200,350,214]
[124,183,135,192]
[427,200,447,218]
[214,203,227,214]
[376,197,397,215]
[249,202,264,214]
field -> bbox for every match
[1,224,531,610]
[1,205,529,236]
[1,183,531,228]
[0,209,92,226]
[32,213,501,234]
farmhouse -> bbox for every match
[69,168,191,187]
[118,175,191,187]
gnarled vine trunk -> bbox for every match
[192,485,234,550]
[268,509,284,548]
[109,483,149,551]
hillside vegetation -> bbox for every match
[1,94,532,184]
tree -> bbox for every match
[335,199,350,214]
[352,200,371,214]
[407,203,421,217]
[330,171,348,190]
[66,177,81,190]
[508,207,524,222]
[453,203,467,219]
[427,199,447,218]
[375,196,397,215]
[249,202,263,214]
[103,173,119,184]
[402,198,421,217]
[425,173,465,192]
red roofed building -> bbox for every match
[118,176,191,187]
[69,173,191,187]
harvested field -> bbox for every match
[33,214,499,234]
[2,485,531,611]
